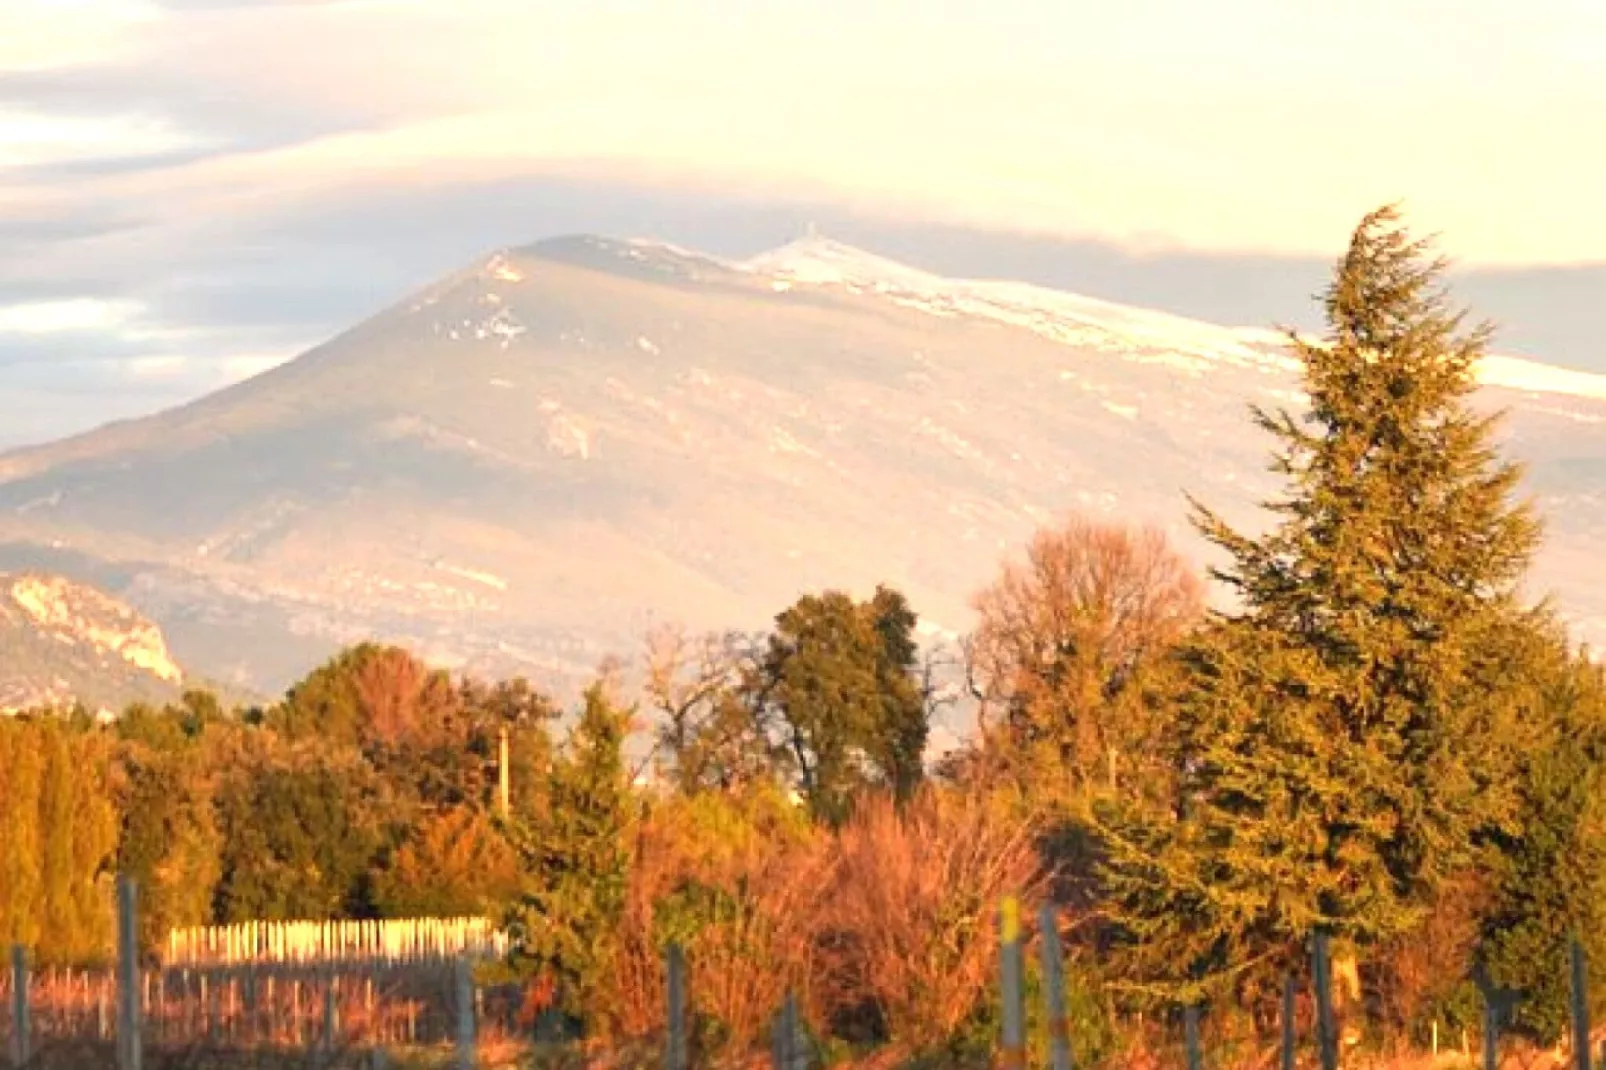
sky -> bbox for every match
[1,0,1602,448]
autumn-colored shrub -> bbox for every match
[613,784,827,1055]
[818,787,1047,1056]
[373,807,523,918]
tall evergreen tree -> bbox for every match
[1480,648,1606,1042]
[0,722,46,950]
[504,680,634,1033]
[63,730,119,964]
[0,720,119,963]
[38,726,79,957]
[1100,206,1546,1002]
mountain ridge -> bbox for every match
[0,231,1601,695]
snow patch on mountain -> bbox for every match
[1478,354,1606,401]
[721,233,1606,404]
[739,235,1294,378]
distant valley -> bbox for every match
[1,233,1602,701]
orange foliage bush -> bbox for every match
[612,786,830,1052]
[818,788,1048,1053]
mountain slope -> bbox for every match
[1,233,1602,693]
[0,571,187,715]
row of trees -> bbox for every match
[1,208,1602,1064]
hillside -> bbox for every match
[0,233,1602,694]
[0,571,186,715]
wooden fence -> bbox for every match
[164,918,511,969]
[8,885,1599,1070]
[0,961,514,1053]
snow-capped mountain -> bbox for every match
[0,231,1601,695]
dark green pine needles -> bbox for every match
[1099,205,1547,1005]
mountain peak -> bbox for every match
[740,232,936,291]
[0,227,1603,699]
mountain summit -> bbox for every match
[1,234,1603,692]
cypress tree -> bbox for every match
[38,724,78,961]
[67,732,119,964]
[0,722,45,950]
[1100,206,1546,1002]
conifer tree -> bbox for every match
[1480,649,1606,1042]
[39,725,79,959]
[1100,206,1546,1002]
[64,730,119,963]
[0,722,45,949]
[504,680,634,1033]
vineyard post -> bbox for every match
[117,876,142,1070]
[455,954,476,1070]
[666,943,687,1070]
[1482,987,1500,1070]
[1281,974,1296,1070]
[8,945,28,1069]
[771,990,803,1070]
[323,978,339,1067]
[999,896,1026,1070]
[1184,1005,1202,1070]
[1313,930,1337,1070]
[1572,938,1591,1070]
[1038,903,1073,1070]
[769,997,785,1070]
[498,728,511,818]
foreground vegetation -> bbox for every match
[2,208,1603,1066]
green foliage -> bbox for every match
[754,585,929,824]
[1099,206,1549,1004]
[0,717,119,963]
[212,747,385,921]
[8,196,1606,1069]
[1479,651,1606,1042]
[3,644,563,965]
[504,681,635,1031]
[372,806,522,918]
[116,738,223,954]
[931,941,1118,1070]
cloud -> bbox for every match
[0,298,143,334]
[6,0,1606,265]
[1,0,1603,451]
[149,0,355,8]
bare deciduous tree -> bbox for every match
[967,515,1205,795]
[641,624,770,793]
